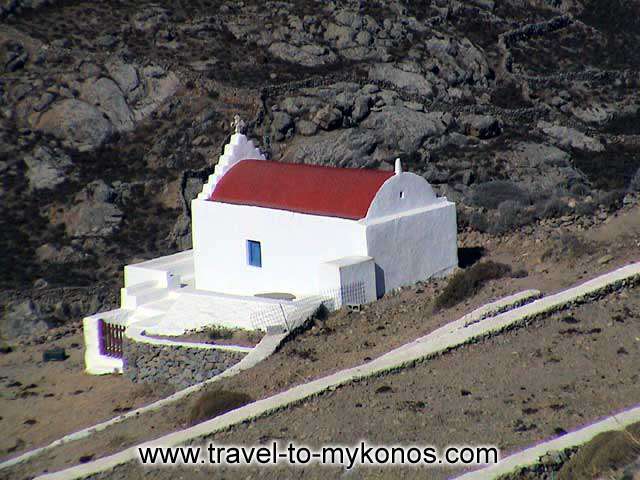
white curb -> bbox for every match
[125,323,254,353]
[32,262,640,480]
[0,332,287,471]
[455,405,640,479]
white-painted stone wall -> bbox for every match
[192,199,369,296]
[318,256,377,305]
[365,172,438,219]
[83,310,128,375]
[197,132,265,200]
[364,201,458,296]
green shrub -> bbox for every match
[187,390,253,426]
[434,261,512,310]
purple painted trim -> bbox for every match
[97,318,106,356]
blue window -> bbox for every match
[247,240,262,268]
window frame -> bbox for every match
[246,240,262,268]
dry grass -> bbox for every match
[541,233,596,265]
[557,422,640,480]
[434,261,512,310]
[187,390,253,426]
[206,326,234,341]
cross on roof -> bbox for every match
[232,114,245,134]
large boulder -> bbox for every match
[369,63,434,98]
[81,77,134,132]
[106,59,140,99]
[538,121,604,152]
[360,106,449,152]
[424,35,491,86]
[313,105,342,130]
[268,42,337,67]
[35,243,88,264]
[570,104,612,125]
[35,99,113,149]
[352,95,371,122]
[23,146,72,190]
[1,300,48,340]
[508,142,571,168]
[323,22,356,50]
[64,202,122,238]
[286,128,378,167]
[280,96,323,116]
[459,114,501,139]
[63,181,122,238]
[271,111,294,141]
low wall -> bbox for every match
[83,312,128,375]
[122,339,247,389]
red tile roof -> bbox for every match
[209,160,394,220]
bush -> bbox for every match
[575,201,598,216]
[470,180,530,210]
[569,181,592,197]
[187,390,253,426]
[535,197,571,219]
[490,200,533,234]
[598,189,626,212]
[541,233,594,263]
[434,261,512,310]
[206,326,234,340]
[468,211,489,233]
[557,422,640,480]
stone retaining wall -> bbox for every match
[122,339,247,389]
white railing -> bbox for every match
[250,282,367,331]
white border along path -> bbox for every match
[0,332,286,471]
[455,405,640,479]
[0,288,535,472]
[34,261,640,480]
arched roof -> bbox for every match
[209,160,394,220]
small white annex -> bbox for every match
[83,118,458,374]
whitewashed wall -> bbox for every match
[192,199,368,296]
[318,256,377,305]
[83,310,127,375]
[365,201,458,296]
[365,172,438,219]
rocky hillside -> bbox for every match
[1,0,639,338]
